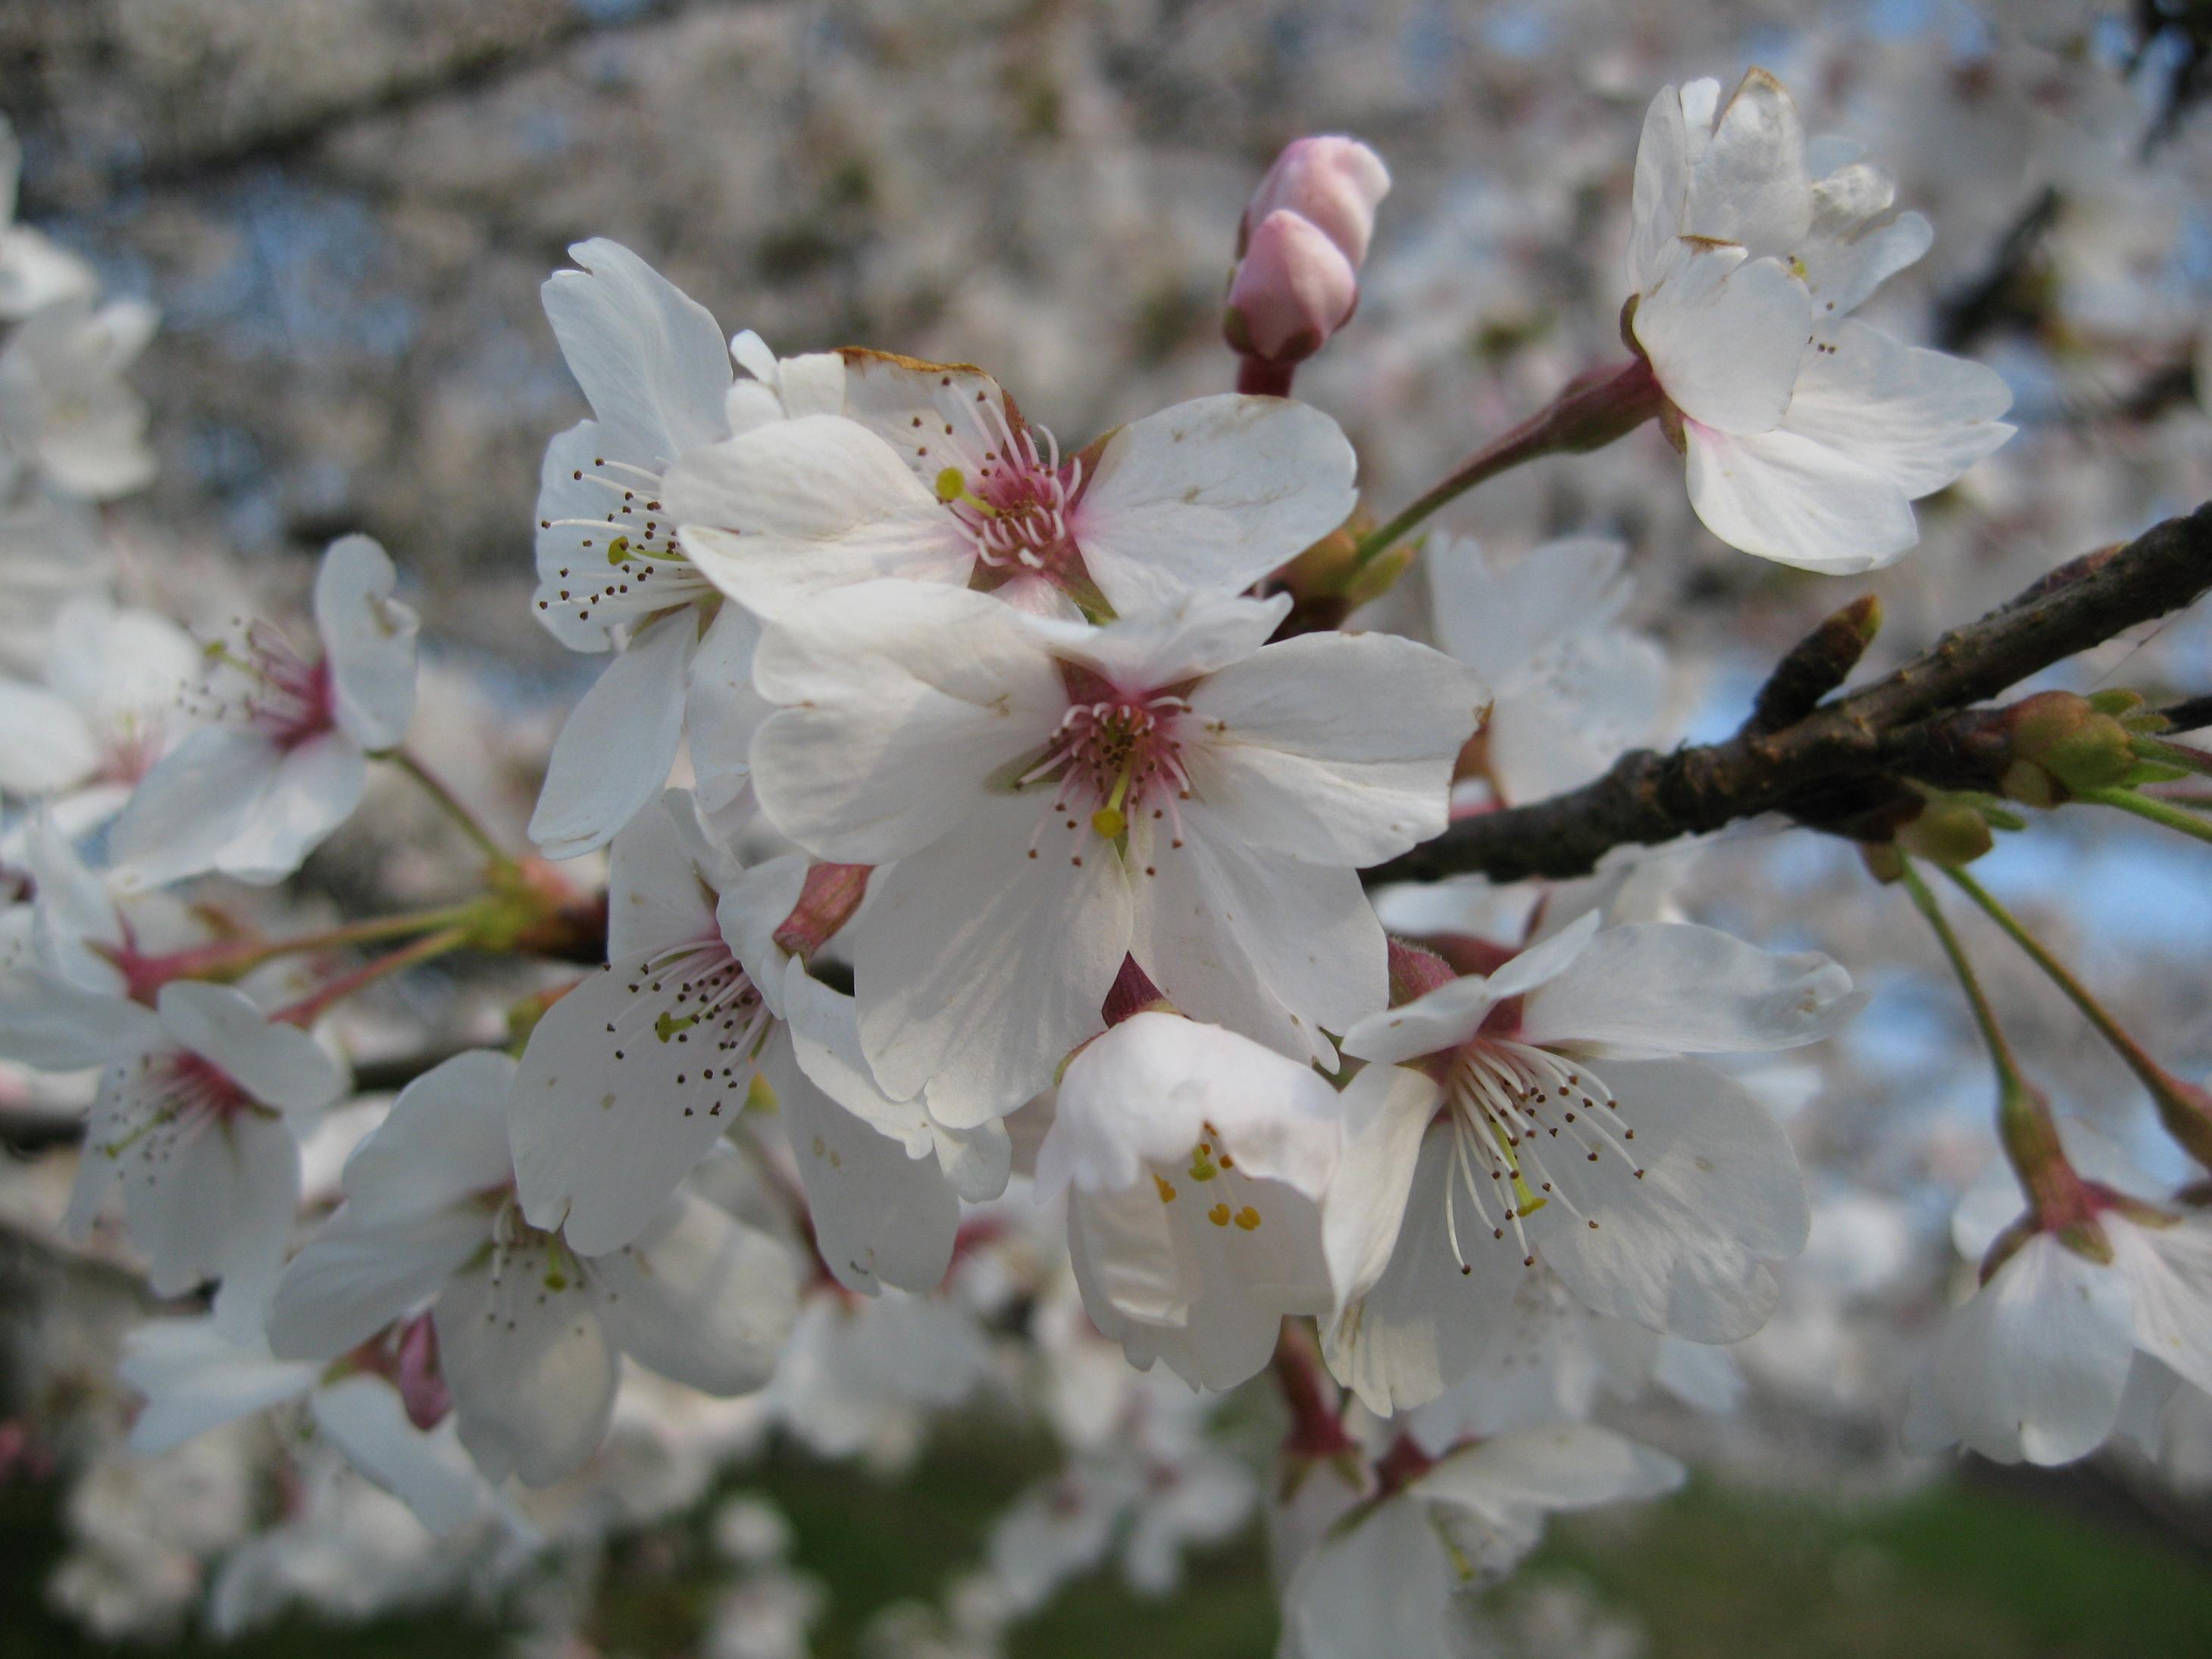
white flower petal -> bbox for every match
[309,1374,488,1536]
[0,678,98,794]
[543,238,731,459]
[1626,87,1691,293]
[510,944,762,1255]
[1682,421,1916,573]
[1184,631,1481,865]
[527,606,695,860]
[685,599,771,820]
[108,725,287,887]
[1130,802,1382,1065]
[1518,922,1858,1056]
[604,788,720,962]
[1926,1232,2133,1466]
[333,1050,515,1226]
[590,1189,797,1394]
[1425,534,1627,694]
[1528,1056,1809,1343]
[1779,319,2013,499]
[1682,69,1812,253]
[218,731,369,884]
[1321,1061,1444,1311]
[124,1107,302,1304]
[1413,1422,1684,1519]
[2110,1217,2212,1401]
[747,581,1063,865]
[268,1204,496,1361]
[671,416,975,618]
[1071,396,1357,614]
[435,1253,618,1488]
[764,1029,956,1296]
[1281,1495,1460,1659]
[120,1319,315,1454]
[314,535,419,753]
[1633,239,1810,435]
[1039,1010,1341,1199]
[855,787,1132,1122]
[1340,977,1497,1066]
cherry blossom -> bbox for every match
[745,581,1483,1123]
[665,350,1358,622]
[0,295,158,500]
[527,241,840,858]
[1037,1010,1344,1390]
[64,980,344,1322]
[268,1049,799,1487]
[108,535,418,888]
[511,790,1001,1288]
[1625,70,2014,571]
[1322,913,1854,1413]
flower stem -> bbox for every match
[276,925,472,1028]
[2076,784,2212,847]
[391,748,511,865]
[113,902,490,998]
[1272,1319,1355,1461]
[1347,356,1663,570]
[1898,860,2078,1217]
[1942,865,2212,1172]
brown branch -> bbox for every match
[1366,502,2212,887]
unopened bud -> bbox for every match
[1895,794,1994,866]
[394,1313,452,1431]
[1386,937,1457,1006]
[1227,137,1389,375]
[772,862,871,960]
[2003,691,2135,798]
[1225,210,1359,365]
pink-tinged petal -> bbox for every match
[1632,238,1810,435]
[528,605,695,860]
[510,941,768,1256]
[1072,396,1357,615]
[1244,136,1391,266]
[1518,922,1857,1056]
[1183,631,1481,866]
[762,1028,956,1296]
[1920,1232,2133,1465]
[1682,420,1916,573]
[748,581,1064,865]
[156,981,343,1113]
[314,534,418,752]
[855,787,1132,1124]
[1526,1057,1808,1342]
[590,1189,797,1393]
[671,417,976,619]
[1225,211,1358,360]
[542,239,731,460]
[435,1252,618,1488]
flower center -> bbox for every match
[1147,1122,1265,1232]
[604,936,776,1118]
[933,402,1099,601]
[1438,1039,1643,1270]
[95,1048,268,1164]
[1021,677,1192,865]
[539,453,713,631]
[199,624,335,750]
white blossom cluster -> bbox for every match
[2,20,2212,1657]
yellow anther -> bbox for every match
[1207,1202,1232,1227]
[1234,1206,1262,1231]
[1188,1146,1219,1182]
[1153,1174,1177,1204]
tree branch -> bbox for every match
[1366,501,2212,887]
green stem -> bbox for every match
[1943,865,2212,1172]
[114,901,490,996]
[2135,734,2212,778]
[277,925,472,1028]
[391,748,511,865]
[1347,355,1663,570]
[1898,860,2075,1212]
[2076,784,2212,847]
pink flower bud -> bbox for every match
[1243,136,1391,267]
[1225,208,1359,365]
[394,1313,452,1432]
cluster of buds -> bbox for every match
[1997,690,2174,808]
[1224,137,1391,394]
